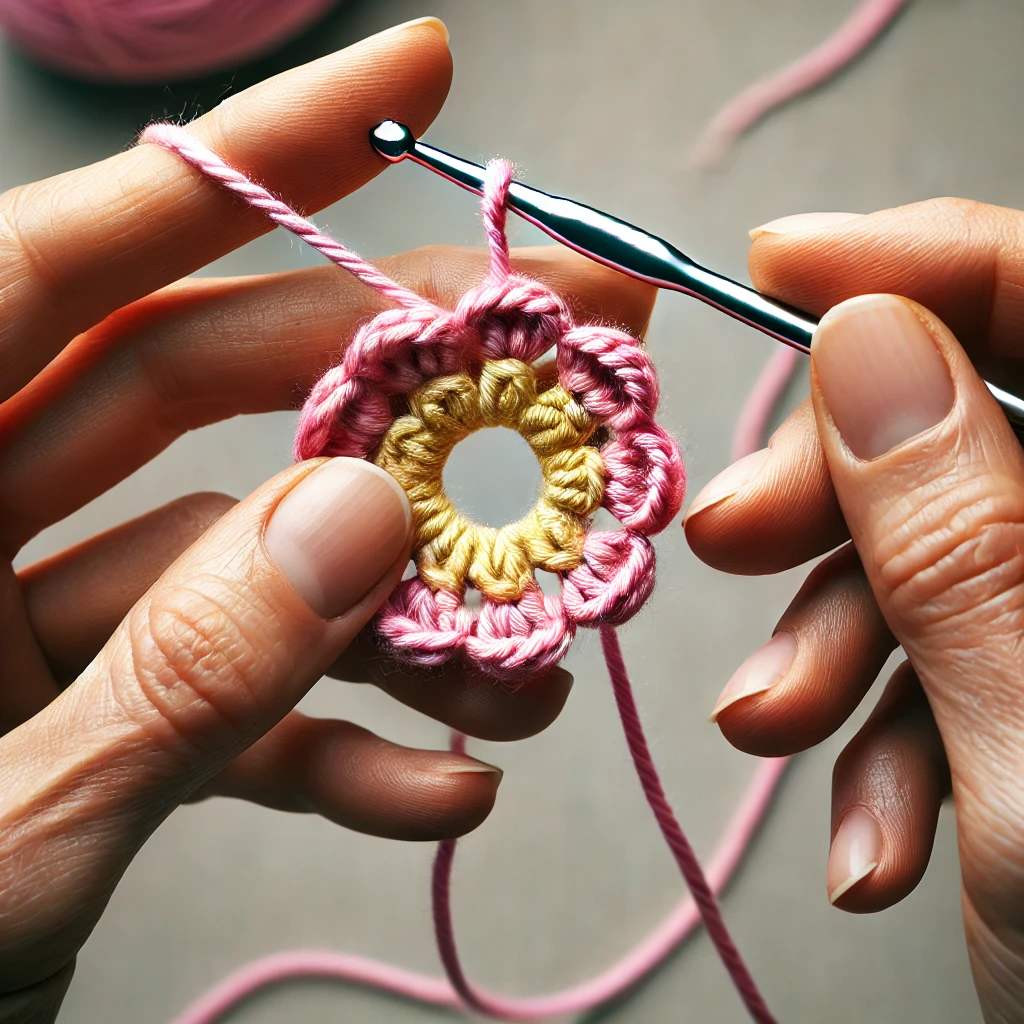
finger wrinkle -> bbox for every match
[875,470,1024,628]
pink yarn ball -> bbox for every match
[0,0,340,83]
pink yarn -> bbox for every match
[0,0,339,83]
[141,124,426,311]
[143,123,797,1023]
[375,582,576,682]
[171,759,790,1024]
[731,346,802,462]
[561,530,656,626]
[557,325,661,432]
[691,0,910,167]
[432,635,783,1024]
[602,425,687,535]
[469,588,575,680]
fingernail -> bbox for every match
[220,18,449,109]
[750,211,861,239]
[814,294,955,461]
[684,448,770,522]
[828,807,881,904]
[265,459,412,619]
[369,16,449,45]
[444,762,503,782]
[709,630,796,723]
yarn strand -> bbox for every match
[600,625,776,1023]
[141,124,431,311]
[691,0,910,167]
[146,122,800,1024]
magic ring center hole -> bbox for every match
[443,427,542,528]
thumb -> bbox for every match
[0,457,413,989]
[810,294,1024,1010]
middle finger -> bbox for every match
[0,245,654,550]
[685,395,849,575]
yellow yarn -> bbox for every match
[376,360,605,601]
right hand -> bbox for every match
[685,199,1024,1019]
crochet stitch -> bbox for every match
[140,122,775,1024]
[289,158,685,680]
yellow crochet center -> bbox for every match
[376,359,605,601]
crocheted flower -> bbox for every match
[295,162,685,680]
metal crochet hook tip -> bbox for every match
[370,120,417,162]
[369,120,1024,431]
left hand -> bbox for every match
[0,22,656,1017]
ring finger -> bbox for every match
[828,661,950,912]
[711,543,896,756]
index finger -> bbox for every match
[685,198,1024,576]
[0,18,451,404]
[748,198,1024,383]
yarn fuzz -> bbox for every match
[293,161,685,680]
[0,0,339,83]
[140,124,684,680]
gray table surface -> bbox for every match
[2,0,1016,1020]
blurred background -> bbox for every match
[2,0,1021,1020]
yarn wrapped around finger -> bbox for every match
[292,160,685,679]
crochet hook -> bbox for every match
[370,119,1024,432]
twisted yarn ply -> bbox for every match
[288,157,684,679]
[141,122,780,1024]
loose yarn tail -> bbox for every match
[150,118,802,1024]
[425,342,801,1021]
[429,631,780,1024]
[691,0,910,167]
[599,626,776,1023]
[172,750,788,1024]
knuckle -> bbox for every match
[166,491,238,538]
[875,472,1024,633]
[134,329,197,426]
[0,184,61,303]
[924,196,984,221]
[393,244,474,302]
[114,577,292,748]
[915,196,987,237]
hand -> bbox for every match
[0,20,655,1019]
[684,199,1024,1019]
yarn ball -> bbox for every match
[0,0,340,83]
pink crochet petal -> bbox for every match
[456,277,572,363]
[601,425,686,536]
[295,304,476,460]
[341,305,468,393]
[376,579,473,668]
[562,530,656,626]
[557,325,659,430]
[293,375,393,461]
[466,588,574,680]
